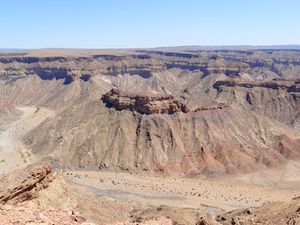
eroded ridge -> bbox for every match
[213,78,300,92]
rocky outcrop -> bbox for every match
[0,163,54,204]
[0,162,75,208]
[102,89,188,114]
[0,162,82,224]
[102,89,226,114]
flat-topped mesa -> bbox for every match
[102,88,188,114]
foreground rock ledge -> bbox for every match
[0,163,54,205]
[0,162,77,209]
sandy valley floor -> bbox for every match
[65,162,300,213]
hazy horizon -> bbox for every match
[1,0,299,48]
[1,45,300,51]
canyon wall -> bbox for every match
[1,48,300,176]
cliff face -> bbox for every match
[214,79,300,92]
[0,53,164,83]
[22,98,300,176]
[1,48,300,109]
[1,49,300,86]
[102,89,188,114]
[1,48,300,177]
[102,89,227,115]
[213,78,300,127]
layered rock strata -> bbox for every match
[0,162,75,209]
[102,88,188,114]
[214,78,300,92]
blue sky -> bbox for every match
[0,0,299,48]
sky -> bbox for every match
[0,0,299,49]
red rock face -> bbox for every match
[102,89,188,114]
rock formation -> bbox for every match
[0,163,54,204]
[102,89,227,114]
[102,88,188,114]
[0,162,76,209]
[0,162,85,224]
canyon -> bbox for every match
[0,47,300,224]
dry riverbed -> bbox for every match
[65,162,300,213]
